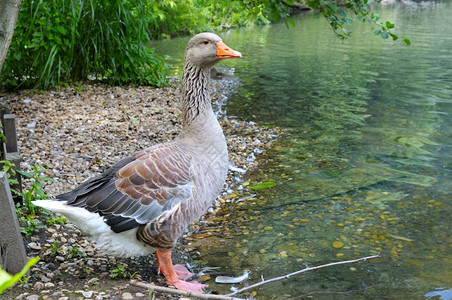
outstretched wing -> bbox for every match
[59,144,193,233]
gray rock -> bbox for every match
[33,282,44,291]
[27,242,42,250]
[16,292,29,300]
[80,290,94,298]
[55,255,65,262]
[87,277,99,285]
[121,292,134,300]
[44,282,55,288]
[51,291,63,297]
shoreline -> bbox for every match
[1,76,281,299]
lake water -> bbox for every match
[153,2,452,299]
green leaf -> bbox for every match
[250,181,276,190]
[56,26,68,35]
[327,3,339,12]
[39,177,55,182]
[287,17,296,27]
[13,52,21,61]
[385,21,395,29]
[16,170,34,178]
[403,36,411,46]
[388,32,398,41]
[0,257,39,293]
[344,17,353,26]
[381,31,389,39]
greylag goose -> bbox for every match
[34,32,242,293]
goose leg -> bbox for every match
[156,250,207,293]
[156,253,194,280]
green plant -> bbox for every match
[1,0,169,90]
[109,264,129,279]
[2,163,54,235]
[0,125,6,143]
[51,240,63,255]
[0,257,39,294]
[0,160,19,189]
[17,166,54,215]
[129,271,138,279]
[19,275,31,288]
[69,246,84,258]
[47,215,67,226]
[16,205,45,237]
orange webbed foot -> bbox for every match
[173,264,195,280]
[171,279,207,293]
[156,250,207,293]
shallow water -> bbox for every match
[153,2,452,299]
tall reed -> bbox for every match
[1,0,169,90]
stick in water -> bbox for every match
[226,253,380,296]
[130,253,380,299]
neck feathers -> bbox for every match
[182,61,211,126]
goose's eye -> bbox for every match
[203,40,210,45]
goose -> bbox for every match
[34,32,242,293]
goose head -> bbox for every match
[184,32,242,68]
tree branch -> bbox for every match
[226,253,381,296]
[130,280,244,300]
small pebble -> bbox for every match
[17,293,30,300]
[79,290,94,298]
[121,292,134,300]
[332,241,344,249]
[88,277,99,285]
[33,282,44,291]
[28,242,42,250]
[44,282,55,288]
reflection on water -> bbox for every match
[154,1,452,298]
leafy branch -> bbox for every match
[307,0,410,44]
[241,0,410,45]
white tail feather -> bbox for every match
[32,200,154,257]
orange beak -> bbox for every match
[216,41,242,59]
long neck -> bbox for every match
[181,61,211,127]
[179,60,227,158]
[179,59,229,191]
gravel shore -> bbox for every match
[1,73,281,299]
